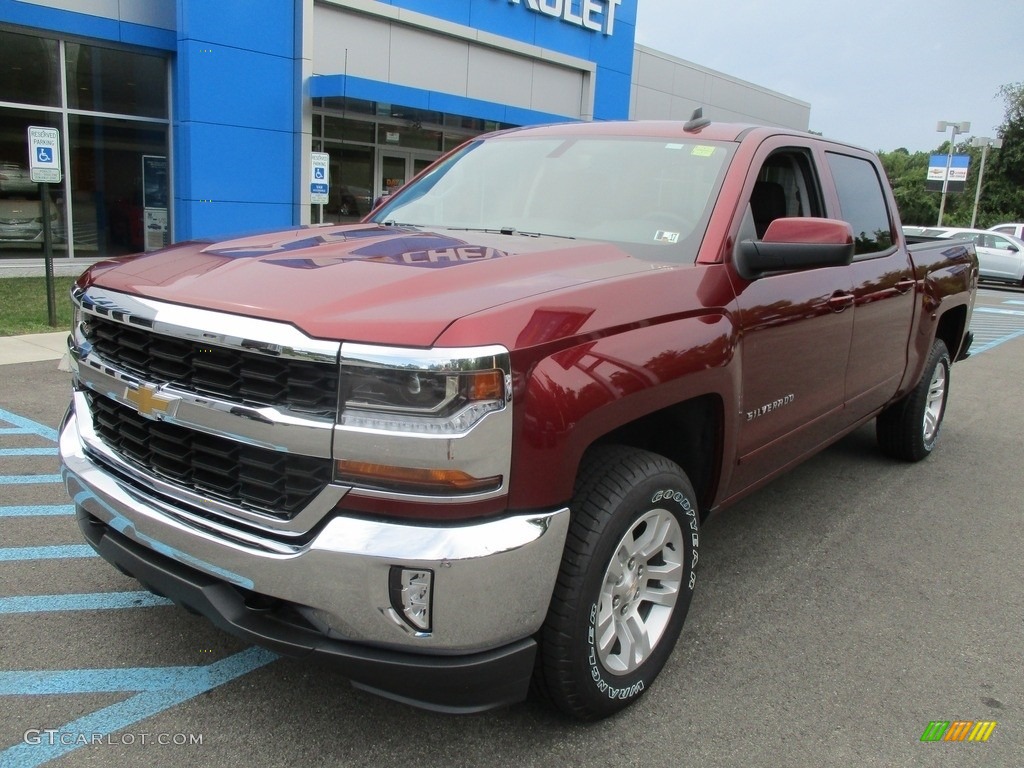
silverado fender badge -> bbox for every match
[124,383,179,421]
[746,394,795,422]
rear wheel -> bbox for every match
[534,446,699,720]
[876,338,950,461]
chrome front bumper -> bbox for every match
[60,407,569,655]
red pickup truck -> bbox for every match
[60,120,977,720]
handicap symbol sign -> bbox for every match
[314,167,325,180]
[36,147,54,164]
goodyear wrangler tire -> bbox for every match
[535,445,699,720]
[876,338,951,462]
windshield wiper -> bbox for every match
[439,226,576,240]
[513,230,576,240]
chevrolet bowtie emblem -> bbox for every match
[124,383,178,420]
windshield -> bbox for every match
[370,134,735,263]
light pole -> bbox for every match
[936,120,970,227]
[969,136,1002,228]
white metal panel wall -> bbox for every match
[17,0,175,29]
[467,46,535,109]
[388,25,471,95]
[630,45,810,130]
[315,10,392,82]
[312,3,587,120]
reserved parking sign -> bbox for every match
[28,126,62,184]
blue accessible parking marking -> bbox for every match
[0,647,278,768]
[0,545,97,561]
[0,409,59,441]
[969,307,1024,355]
[0,406,279,765]
[0,505,73,517]
[0,591,173,614]
[0,474,63,485]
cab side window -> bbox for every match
[744,149,824,240]
[826,152,894,256]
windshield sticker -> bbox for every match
[654,231,680,244]
[665,143,685,150]
[691,145,717,157]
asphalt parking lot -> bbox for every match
[1,287,1022,767]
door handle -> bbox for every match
[894,279,916,294]
[827,293,855,313]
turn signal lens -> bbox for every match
[335,460,501,494]
[464,369,504,401]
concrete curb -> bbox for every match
[0,332,68,366]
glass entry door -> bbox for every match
[380,153,407,201]
[378,151,439,204]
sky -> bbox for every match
[634,0,1021,153]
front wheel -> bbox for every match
[876,338,951,461]
[534,446,699,720]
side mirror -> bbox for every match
[735,218,855,281]
[1007,244,1019,253]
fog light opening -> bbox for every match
[389,567,433,633]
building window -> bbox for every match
[0,27,169,261]
[0,30,60,107]
[67,115,169,254]
[65,43,168,119]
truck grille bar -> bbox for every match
[85,390,332,519]
[83,314,339,416]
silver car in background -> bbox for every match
[0,194,60,244]
[0,162,36,194]
[907,226,1024,287]
[989,222,1024,240]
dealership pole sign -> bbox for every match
[499,0,623,35]
[926,154,969,192]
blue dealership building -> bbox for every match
[0,0,809,268]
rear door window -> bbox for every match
[825,152,894,256]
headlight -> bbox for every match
[344,366,503,416]
[338,344,509,435]
[334,344,512,496]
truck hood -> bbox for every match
[82,224,665,346]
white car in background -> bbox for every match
[930,227,1024,287]
[989,223,1024,240]
[0,193,60,244]
[0,162,36,194]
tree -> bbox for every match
[980,82,1024,224]
[880,83,1024,228]
[878,147,937,227]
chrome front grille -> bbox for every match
[85,390,332,519]
[83,314,339,416]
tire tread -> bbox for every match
[877,339,950,462]
[533,445,695,720]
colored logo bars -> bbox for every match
[920,721,997,743]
